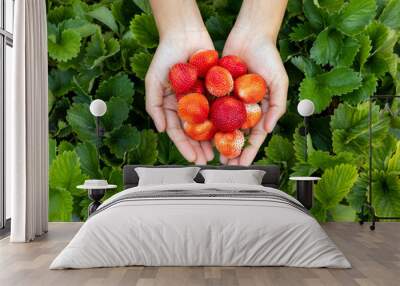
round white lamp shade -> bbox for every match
[297,99,315,117]
[90,99,107,117]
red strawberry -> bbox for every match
[242,103,262,129]
[210,96,246,132]
[234,74,267,104]
[189,50,219,77]
[214,130,245,159]
[183,120,216,141]
[169,63,197,94]
[176,80,205,101]
[218,55,248,79]
[177,93,209,124]
[205,66,234,97]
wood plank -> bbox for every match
[0,222,399,286]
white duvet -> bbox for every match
[50,183,350,269]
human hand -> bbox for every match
[145,30,215,164]
[220,30,289,166]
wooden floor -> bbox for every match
[0,223,399,286]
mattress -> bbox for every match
[50,183,351,269]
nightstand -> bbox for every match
[289,177,320,210]
[77,180,117,216]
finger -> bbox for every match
[163,93,178,111]
[200,141,214,162]
[239,118,268,166]
[228,158,240,166]
[190,139,207,165]
[165,109,196,162]
[220,155,228,165]
[264,75,288,133]
[145,72,167,132]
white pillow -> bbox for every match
[135,167,201,186]
[200,169,266,185]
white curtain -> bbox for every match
[7,0,48,242]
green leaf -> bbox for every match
[128,129,158,164]
[130,14,159,48]
[314,164,358,209]
[388,142,400,172]
[291,163,317,177]
[316,67,362,95]
[299,77,332,113]
[101,96,131,131]
[289,22,315,41]
[310,28,342,65]
[372,172,400,216]
[96,73,134,105]
[347,173,368,212]
[309,117,332,151]
[48,28,81,62]
[293,125,315,163]
[62,18,98,37]
[262,135,294,166]
[75,142,102,179]
[308,150,357,170]
[287,0,302,16]
[87,6,118,33]
[342,74,377,104]
[316,0,344,12]
[49,151,86,194]
[73,66,102,95]
[49,139,57,166]
[48,69,74,97]
[303,0,324,29]
[130,52,153,80]
[364,53,390,77]
[310,200,327,222]
[331,102,390,155]
[66,103,97,144]
[330,204,356,221]
[206,14,234,41]
[132,0,152,14]
[356,34,372,69]
[104,125,141,159]
[379,0,400,29]
[290,56,321,77]
[299,68,362,113]
[336,0,376,35]
[49,187,73,221]
[84,30,120,69]
[84,30,106,66]
[367,21,390,54]
[157,133,188,165]
[333,37,360,67]
[372,135,397,171]
[48,5,75,24]
[58,141,74,154]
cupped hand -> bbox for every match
[221,31,289,166]
[145,31,215,164]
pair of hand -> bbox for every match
[145,29,288,165]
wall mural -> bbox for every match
[47,0,400,222]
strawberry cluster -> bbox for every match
[168,50,268,159]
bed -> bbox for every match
[50,165,350,269]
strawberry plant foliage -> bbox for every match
[48,0,400,221]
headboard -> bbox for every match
[123,165,280,189]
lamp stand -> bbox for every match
[94,116,105,167]
[298,117,309,161]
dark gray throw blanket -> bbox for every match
[91,189,308,217]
